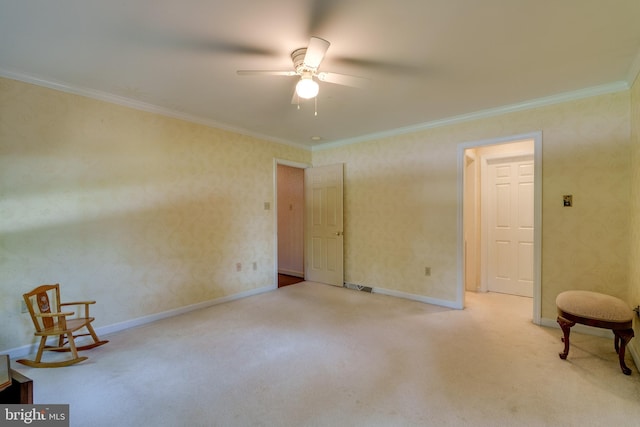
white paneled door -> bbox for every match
[304,164,344,287]
[487,156,534,297]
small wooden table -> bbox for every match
[556,290,635,375]
[0,355,33,404]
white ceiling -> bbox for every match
[1,0,640,148]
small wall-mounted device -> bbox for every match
[563,195,573,207]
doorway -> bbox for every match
[276,161,306,287]
[459,132,542,323]
[274,160,345,288]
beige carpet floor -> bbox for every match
[12,282,640,426]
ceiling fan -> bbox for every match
[237,37,369,103]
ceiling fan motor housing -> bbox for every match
[292,48,311,73]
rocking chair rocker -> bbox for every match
[18,284,108,368]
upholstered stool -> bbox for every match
[556,290,635,375]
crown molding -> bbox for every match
[627,46,640,86]
[1,67,629,154]
[0,67,311,151]
[313,81,630,151]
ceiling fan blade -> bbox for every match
[317,72,370,88]
[303,37,330,69]
[333,56,427,75]
[237,70,297,77]
[124,27,279,57]
[198,41,278,56]
[308,0,339,34]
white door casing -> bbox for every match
[464,152,479,291]
[304,164,344,286]
[458,132,541,321]
[277,164,305,277]
[486,155,534,297]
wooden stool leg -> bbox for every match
[557,316,575,360]
[613,329,634,375]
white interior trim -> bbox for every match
[539,317,640,371]
[273,158,311,287]
[2,284,275,360]
[0,67,309,151]
[626,46,640,85]
[314,82,627,151]
[373,286,460,310]
[1,66,627,153]
[629,338,640,375]
[539,317,614,338]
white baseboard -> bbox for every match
[629,341,640,371]
[540,317,639,371]
[539,317,614,338]
[3,284,275,360]
[373,286,462,309]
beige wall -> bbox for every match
[1,74,637,353]
[313,90,631,320]
[0,77,311,351]
[630,71,640,358]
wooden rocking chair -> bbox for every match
[18,284,108,368]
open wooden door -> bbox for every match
[304,164,344,286]
[486,155,534,297]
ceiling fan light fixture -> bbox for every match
[296,75,319,99]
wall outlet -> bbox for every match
[252,262,257,271]
[425,267,431,276]
[236,262,242,272]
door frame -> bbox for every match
[457,131,542,324]
[273,158,311,288]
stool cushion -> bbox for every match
[556,290,633,323]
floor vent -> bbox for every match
[344,283,372,293]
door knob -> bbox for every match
[335,231,343,236]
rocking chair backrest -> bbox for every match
[23,284,61,333]
[18,283,108,368]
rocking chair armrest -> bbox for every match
[61,301,95,317]
[34,311,73,331]
[60,301,96,306]
[35,311,74,318]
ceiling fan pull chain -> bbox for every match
[315,97,318,116]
